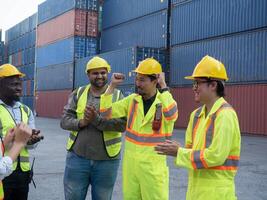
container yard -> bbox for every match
[0,0,266,199]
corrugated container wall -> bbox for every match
[38,0,98,25]
[101,10,168,52]
[36,36,97,68]
[171,84,267,136]
[0,42,4,65]
[171,0,267,45]
[36,63,74,91]
[170,29,267,86]
[36,90,72,118]
[37,9,98,47]
[74,46,167,88]
[102,0,168,29]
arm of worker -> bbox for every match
[60,89,81,131]
[26,110,43,150]
[100,73,130,119]
[0,123,32,180]
[157,72,178,122]
[90,90,127,132]
[91,114,127,132]
[156,110,237,170]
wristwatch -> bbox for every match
[160,87,170,93]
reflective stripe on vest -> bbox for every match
[125,129,171,146]
[0,181,3,200]
[163,102,178,120]
[191,103,239,170]
[126,99,171,146]
[66,85,122,158]
[0,104,30,171]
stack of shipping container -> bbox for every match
[5,14,37,111]
[75,46,167,95]
[2,0,266,135]
[169,0,267,135]
[80,0,169,95]
[35,0,100,117]
[0,29,4,65]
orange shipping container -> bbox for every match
[35,90,71,118]
[37,9,98,47]
[171,84,267,136]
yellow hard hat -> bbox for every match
[134,58,162,75]
[0,64,25,78]
[85,56,111,73]
[185,55,228,81]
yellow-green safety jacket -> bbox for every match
[0,104,31,172]
[66,84,122,157]
[100,90,178,200]
[176,97,241,200]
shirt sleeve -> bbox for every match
[100,94,131,119]
[0,156,13,180]
[158,91,178,122]
[60,90,80,131]
[27,110,36,129]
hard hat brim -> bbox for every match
[184,76,195,80]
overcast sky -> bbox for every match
[0,0,46,41]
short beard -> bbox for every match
[91,79,108,88]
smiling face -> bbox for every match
[0,76,22,102]
[135,73,157,98]
[87,67,108,89]
[192,78,215,104]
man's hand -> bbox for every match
[110,73,125,87]
[154,140,180,157]
[14,123,32,146]
[157,72,167,89]
[27,129,44,145]
[4,128,15,147]
[79,105,97,128]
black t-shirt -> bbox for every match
[142,94,157,116]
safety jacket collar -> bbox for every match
[197,97,227,118]
[132,90,161,125]
[0,99,22,109]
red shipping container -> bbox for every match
[35,90,72,118]
[171,84,267,136]
[37,9,96,47]
[87,11,98,37]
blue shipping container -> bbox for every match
[102,0,167,29]
[170,29,267,86]
[101,10,168,52]
[38,0,98,25]
[36,63,74,91]
[20,64,35,80]
[171,0,267,45]
[36,36,97,68]
[75,46,167,88]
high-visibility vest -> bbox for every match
[176,97,241,200]
[0,104,31,172]
[66,84,122,158]
[190,103,240,170]
[100,90,178,151]
[0,140,5,200]
[100,91,178,200]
